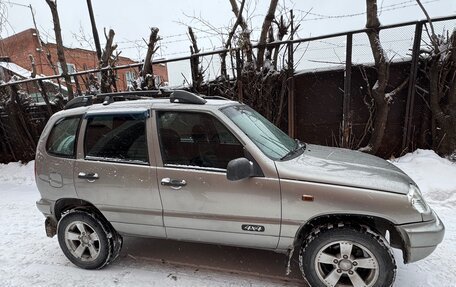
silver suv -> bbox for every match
[35,90,444,287]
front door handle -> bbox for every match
[78,172,99,182]
[161,177,187,189]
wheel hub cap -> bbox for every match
[80,234,90,245]
[338,259,353,271]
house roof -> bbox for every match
[0,60,67,91]
[0,61,32,78]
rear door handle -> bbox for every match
[78,172,99,182]
[161,177,186,189]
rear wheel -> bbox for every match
[299,224,396,287]
[57,210,116,269]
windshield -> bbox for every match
[221,105,297,160]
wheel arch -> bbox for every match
[54,198,106,222]
[293,213,407,261]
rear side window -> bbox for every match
[84,114,149,164]
[46,116,81,158]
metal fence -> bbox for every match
[0,15,455,162]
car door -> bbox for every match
[73,109,165,238]
[154,110,281,249]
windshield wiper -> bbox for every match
[280,139,306,161]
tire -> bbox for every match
[57,210,114,269]
[299,224,396,287]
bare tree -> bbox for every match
[100,28,118,93]
[29,54,53,117]
[141,27,161,90]
[416,0,456,156]
[222,0,295,128]
[228,0,253,64]
[358,0,408,154]
[188,27,204,91]
[256,0,279,69]
[1,80,37,162]
[45,0,74,100]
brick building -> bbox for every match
[0,28,168,91]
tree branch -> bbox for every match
[45,0,74,99]
[228,0,253,63]
[225,0,246,49]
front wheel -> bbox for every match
[299,224,396,287]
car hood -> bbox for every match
[275,144,413,194]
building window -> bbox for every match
[57,62,76,75]
[154,75,161,87]
[125,71,136,86]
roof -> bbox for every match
[0,61,32,78]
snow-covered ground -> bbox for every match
[0,149,454,286]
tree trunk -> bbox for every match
[188,27,203,92]
[256,0,279,69]
[100,28,117,93]
[360,0,390,154]
[29,54,53,117]
[45,0,74,100]
[141,27,160,90]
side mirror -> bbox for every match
[226,157,254,181]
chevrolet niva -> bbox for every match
[35,90,444,287]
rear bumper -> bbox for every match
[36,199,57,237]
[396,210,444,263]
[36,198,53,216]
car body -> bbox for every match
[35,90,444,286]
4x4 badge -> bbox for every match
[241,224,265,232]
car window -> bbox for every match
[157,111,244,170]
[46,116,81,157]
[221,105,296,160]
[84,114,148,164]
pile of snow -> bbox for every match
[0,149,455,286]
[391,149,456,207]
[0,161,35,185]
[390,149,456,287]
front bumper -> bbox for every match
[396,210,445,263]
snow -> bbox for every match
[0,62,32,79]
[390,149,456,287]
[0,149,455,286]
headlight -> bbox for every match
[407,184,430,214]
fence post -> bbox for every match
[402,22,423,152]
[37,79,53,117]
[342,33,353,148]
[287,42,295,138]
[235,49,243,102]
[73,75,82,96]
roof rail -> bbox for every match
[202,95,229,101]
[170,90,207,105]
[64,95,93,110]
[99,89,173,98]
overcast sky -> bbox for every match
[1,0,455,85]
